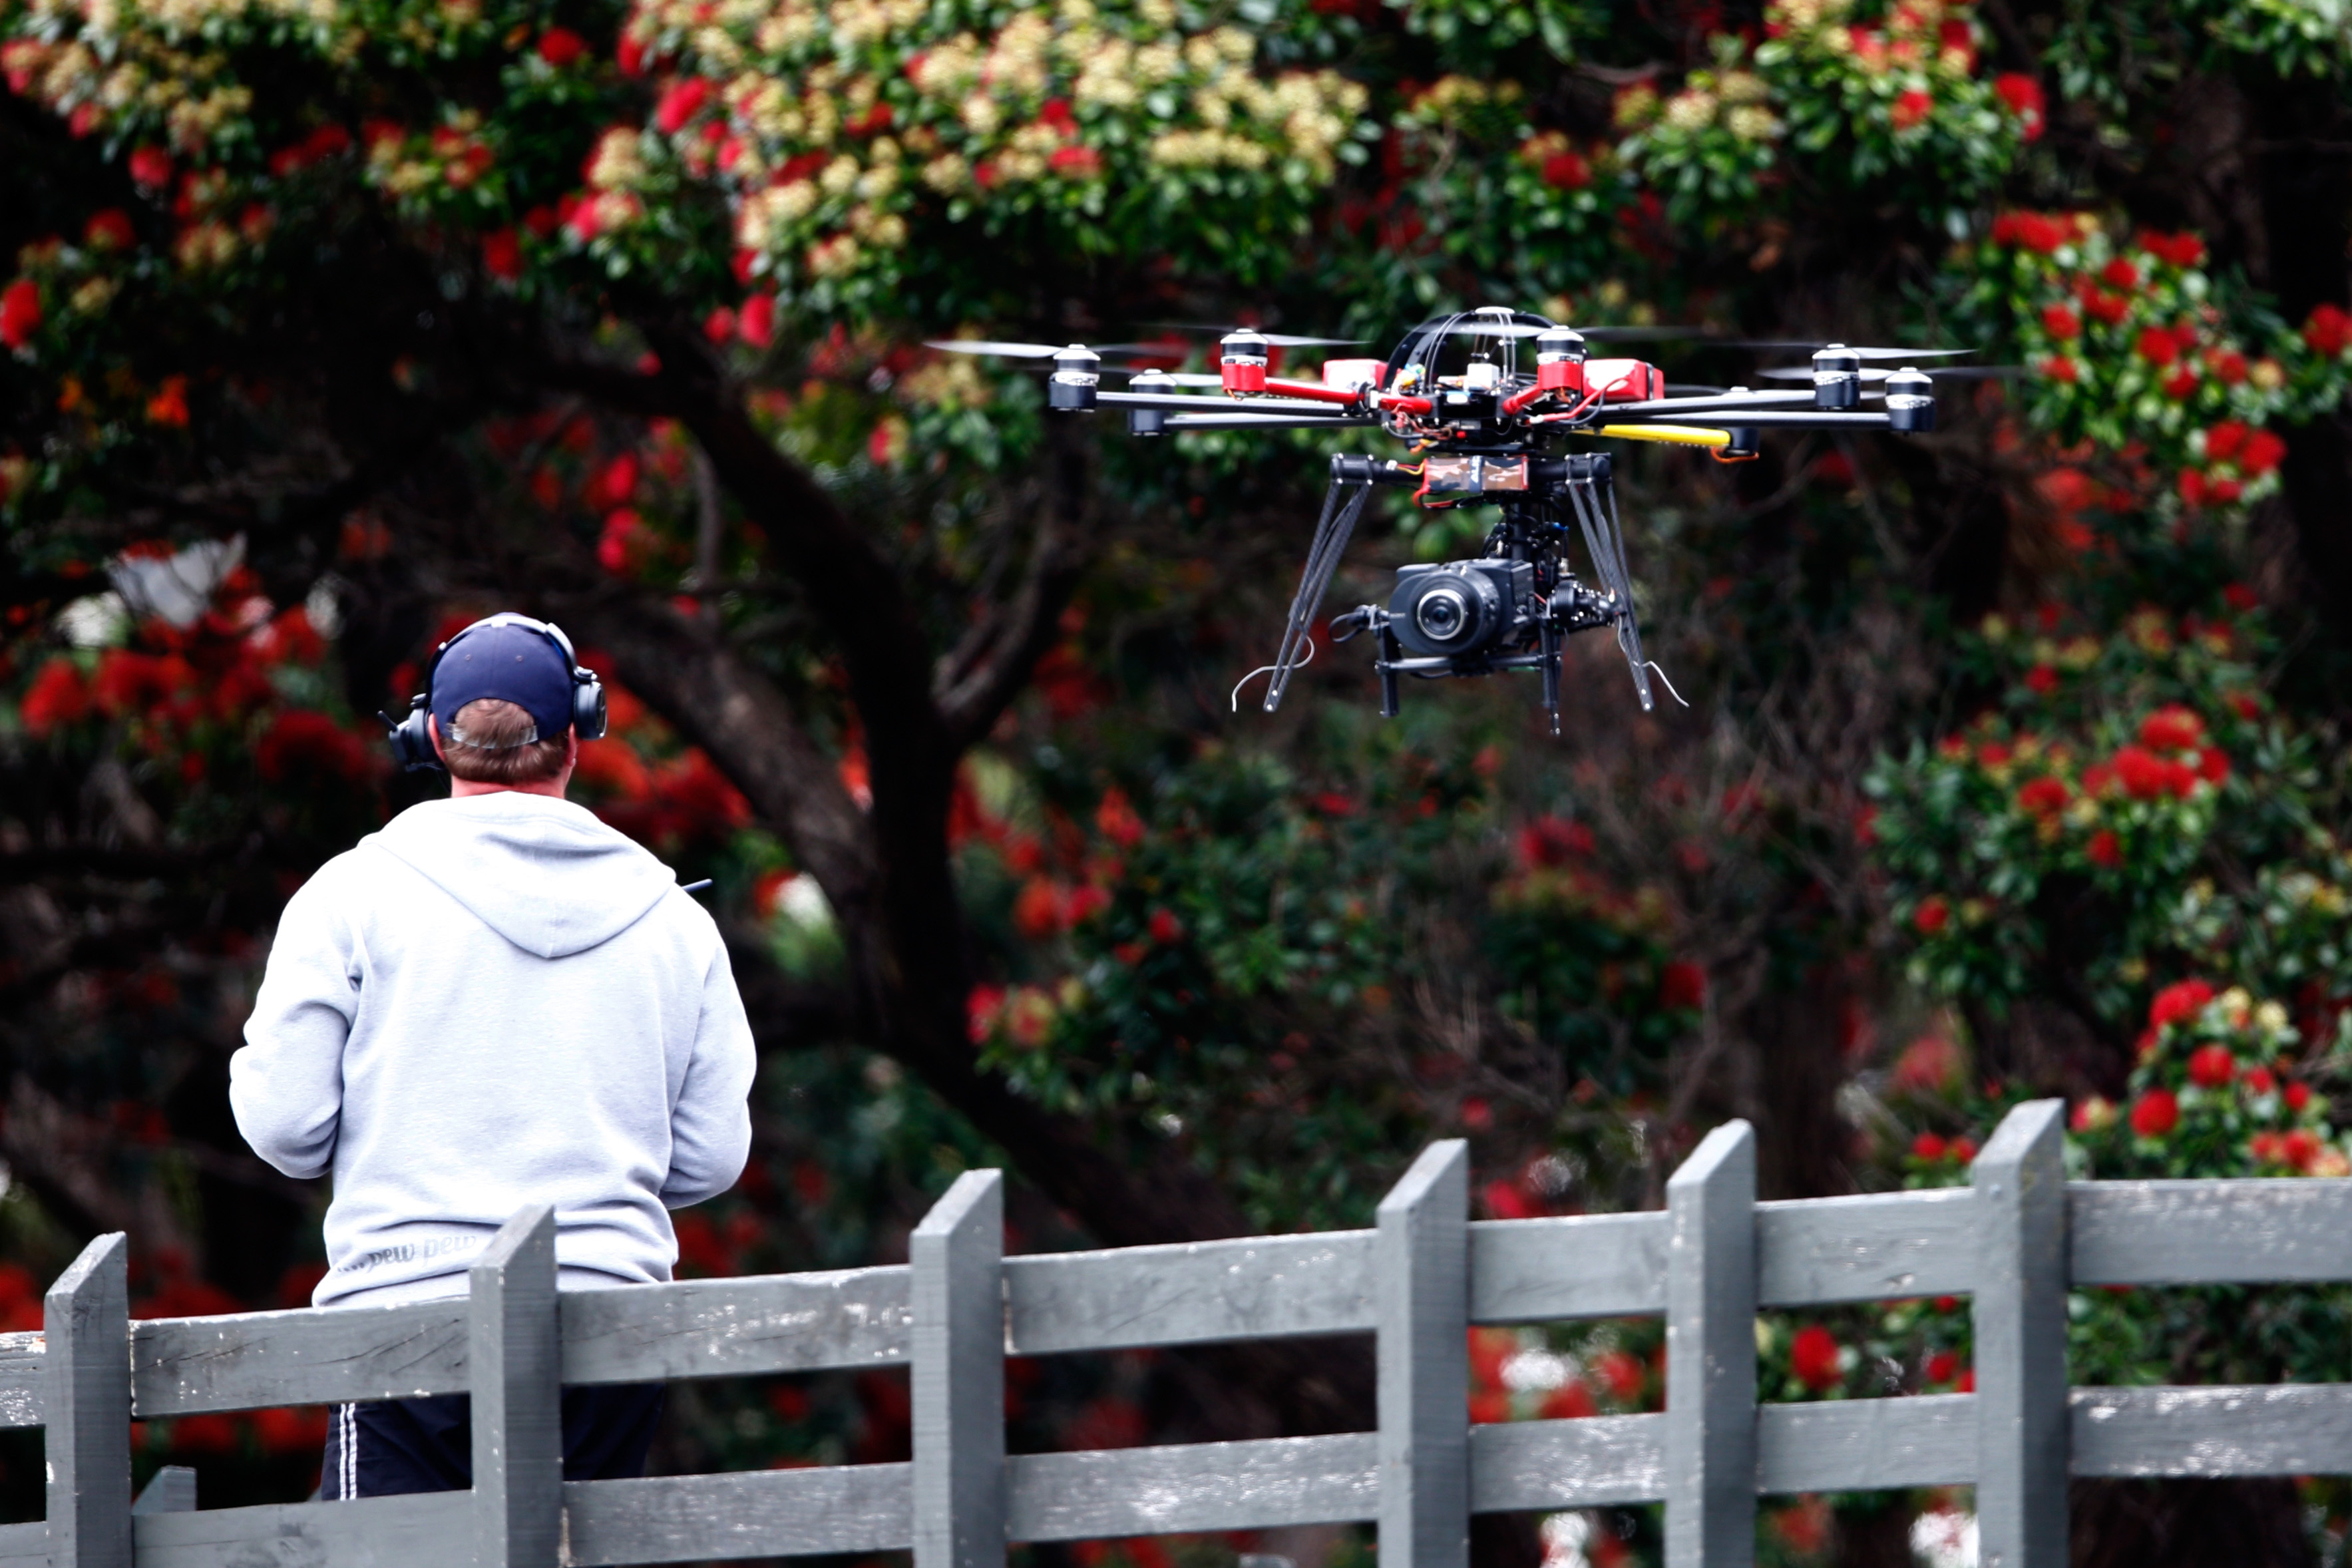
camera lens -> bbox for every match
[1416,586,1470,642]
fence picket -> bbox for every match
[471,1206,562,1568]
[47,1231,130,1568]
[912,1170,1006,1568]
[1377,1139,1471,1568]
[1664,1121,1756,1568]
[1973,1099,2068,1568]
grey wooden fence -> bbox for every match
[0,1099,2349,1566]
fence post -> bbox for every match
[45,1232,130,1568]
[1973,1099,2067,1568]
[471,1207,561,1568]
[912,1169,1006,1568]
[1664,1121,1756,1568]
[1377,1140,1470,1568]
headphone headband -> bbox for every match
[377,612,608,773]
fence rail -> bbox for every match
[0,1099,2347,1566]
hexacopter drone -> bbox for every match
[933,307,1987,731]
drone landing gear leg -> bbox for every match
[1563,455,1655,713]
[1262,467,1374,713]
[1378,627,1402,718]
[1539,617,1562,735]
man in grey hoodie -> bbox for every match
[231,613,757,1498]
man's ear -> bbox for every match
[428,712,447,763]
[564,729,580,769]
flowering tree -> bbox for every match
[9,0,2352,1559]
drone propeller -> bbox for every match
[1755,364,2026,382]
[1111,368,1223,387]
[1724,340,1977,361]
[1144,322,1368,347]
[925,338,1169,359]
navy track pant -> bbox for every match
[321,1384,664,1499]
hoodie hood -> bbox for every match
[368,794,678,959]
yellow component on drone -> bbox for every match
[1593,424,1732,449]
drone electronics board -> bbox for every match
[931,306,2006,730]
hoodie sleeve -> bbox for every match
[229,869,361,1181]
[661,936,757,1208]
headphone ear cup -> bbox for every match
[574,674,608,741]
[383,696,445,773]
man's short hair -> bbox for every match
[441,697,568,785]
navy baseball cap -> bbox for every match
[430,616,578,743]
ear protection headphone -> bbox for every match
[379,613,608,773]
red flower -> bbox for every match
[1517,815,1593,867]
[1541,151,1591,189]
[1911,1132,1947,1161]
[1891,89,1933,130]
[144,375,189,428]
[2017,775,2069,817]
[738,293,775,348]
[2039,303,2080,339]
[596,507,642,573]
[2088,829,2122,869]
[1593,1350,1645,1404]
[2208,348,2248,384]
[256,709,370,782]
[2161,367,2198,399]
[2241,428,2286,476]
[1147,907,1183,945]
[965,986,1005,1043]
[1951,1137,1978,1163]
[1925,1350,1958,1384]
[1992,212,2067,254]
[703,306,735,343]
[2284,1129,2321,1170]
[1047,144,1101,178]
[2101,258,2139,290]
[2287,1081,2313,1111]
[0,279,39,350]
[1913,895,1950,936]
[2207,475,2243,504]
[2110,745,2172,799]
[2206,421,2249,463]
[654,78,711,135]
[2140,231,2206,268]
[2179,468,2207,507]
[83,209,134,250]
[2138,705,2204,752]
[1789,1325,1842,1391]
[538,26,586,65]
[481,228,521,281]
[19,656,89,737]
[1095,788,1145,849]
[1012,879,1067,938]
[2084,291,2130,325]
[2148,979,2215,1030]
[128,146,173,190]
[2304,303,2352,358]
[2130,1087,2180,1137]
[2246,1067,2276,1097]
[2135,326,2179,366]
[2040,355,2080,383]
[1660,961,1705,1012]
[2187,1044,2236,1088]
[1541,1380,1597,1420]
[1993,73,2044,138]
[2025,664,2059,695]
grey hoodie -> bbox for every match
[231,793,756,1306]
